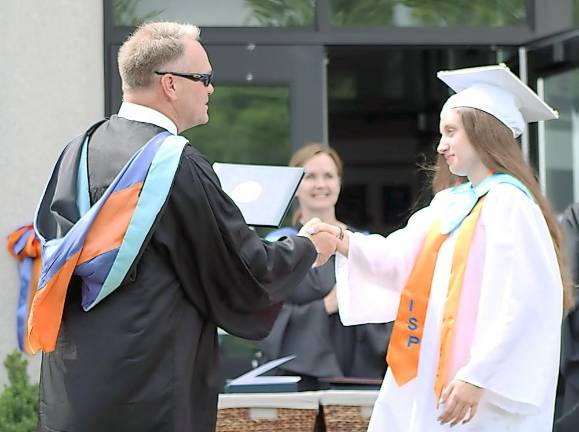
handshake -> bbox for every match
[297,218,349,266]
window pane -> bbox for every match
[182,86,291,165]
[329,0,527,27]
[113,0,315,27]
[542,70,579,213]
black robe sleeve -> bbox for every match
[155,146,317,339]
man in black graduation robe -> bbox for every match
[37,22,331,432]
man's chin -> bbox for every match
[190,116,209,128]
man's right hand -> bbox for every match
[309,231,338,266]
[298,218,337,266]
[307,222,350,257]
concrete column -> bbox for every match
[0,0,104,386]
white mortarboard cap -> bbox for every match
[438,64,558,137]
[213,163,304,227]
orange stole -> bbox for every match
[386,197,486,400]
[26,182,143,353]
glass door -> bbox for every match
[525,30,579,214]
[185,44,327,165]
[188,44,326,388]
[199,45,326,389]
[537,70,579,213]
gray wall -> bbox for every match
[0,0,104,386]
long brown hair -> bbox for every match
[433,108,574,313]
[289,143,343,225]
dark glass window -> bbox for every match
[540,70,579,213]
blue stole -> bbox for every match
[439,173,533,234]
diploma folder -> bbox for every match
[213,163,304,227]
[225,355,316,393]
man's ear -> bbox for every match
[159,74,178,101]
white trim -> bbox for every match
[118,102,178,135]
[218,392,319,410]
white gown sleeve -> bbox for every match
[454,184,563,415]
[336,193,446,326]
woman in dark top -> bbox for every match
[555,203,579,432]
[259,143,391,381]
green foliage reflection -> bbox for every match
[113,0,164,26]
[331,0,396,26]
[183,86,291,165]
[247,0,527,27]
[331,0,526,26]
[401,0,526,26]
[113,0,527,28]
[245,0,315,26]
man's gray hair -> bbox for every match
[118,22,201,91]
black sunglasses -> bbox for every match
[155,71,213,87]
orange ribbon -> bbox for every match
[386,197,486,400]
[7,225,41,260]
[7,225,42,354]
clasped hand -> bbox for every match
[298,218,349,266]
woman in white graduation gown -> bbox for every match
[309,65,575,432]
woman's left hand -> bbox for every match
[437,380,483,427]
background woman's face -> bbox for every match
[296,153,341,213]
